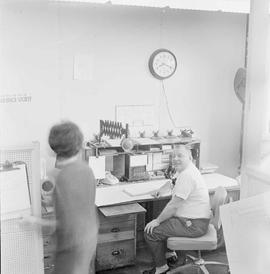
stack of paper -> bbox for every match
[123,180,170,197]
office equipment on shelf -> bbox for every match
[152,151,170,171]
[162,131,182,144]
[0,142,43,274]
[179,128,194,138]
[0,161,31,220]
[89,155,106,180]
[121,137,135,152]
[151,130,163,140]
[100,119,129,140]
[84,136,201,180]
[220,192,270,274]
[125,154,149,181]
[103,171,119,185]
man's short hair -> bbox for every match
[48,121,83,159]
[173,144,192,160]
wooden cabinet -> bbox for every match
[96,203,146,271]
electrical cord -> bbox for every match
[161,80,179,129]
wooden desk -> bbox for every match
[96,203,145,271]
[95,173,240,271]
[96,173,240,207]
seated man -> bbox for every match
[143,145,211,274]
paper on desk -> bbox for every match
[95,187,134,207]
[0,164,31,220]
[123,180,170,197]
[220,191,270,274]
[96,179,170,207]
[89,156,105,179]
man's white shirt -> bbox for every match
[172,163,211,219]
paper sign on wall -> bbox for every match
[74,54,93,81]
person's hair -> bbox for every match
[48,121,83,159]
[173,144,192,160]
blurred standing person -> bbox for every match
[48,121,98,274]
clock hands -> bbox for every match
[163,63,173,69]
[157,63,173,70]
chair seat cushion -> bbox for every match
[167,224,217,251]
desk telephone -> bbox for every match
[103,171,119,185]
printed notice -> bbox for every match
[0,164,31,220]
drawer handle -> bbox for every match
[111,227,120,233]
[112,250,120,256]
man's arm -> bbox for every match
[20,215,57,228]
[144,196,183,234]
[150,180,173,198]
[156,196,183,223]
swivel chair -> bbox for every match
[167,186,230,274]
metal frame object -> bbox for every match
[0,142,43,274]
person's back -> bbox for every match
[48,121,98,274]
[55,160,98,251]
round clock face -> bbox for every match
[149,49,177,80]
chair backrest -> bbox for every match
[210,186,228,230]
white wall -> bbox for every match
[0,1,246,176]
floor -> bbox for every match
[97,246,229,274]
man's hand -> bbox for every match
[144,219,160,234]
[18,214,57,229]
[149,190,160,198]
[19,215,40,226]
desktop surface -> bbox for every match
[96,173,239,207]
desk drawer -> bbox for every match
[98,219,135,243]
[96,239,135,271]
[99,212,135,225]
[99,219,135,234]
[98,230,135,243]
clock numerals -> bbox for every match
[149,49,177,80]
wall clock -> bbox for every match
[149,49,177,80]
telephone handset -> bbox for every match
[103,171,119,185]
